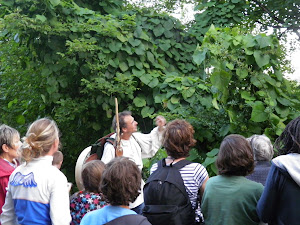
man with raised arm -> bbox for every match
[101,111,166,214]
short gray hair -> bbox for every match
[247,134,274,161]
[0,124,20,154]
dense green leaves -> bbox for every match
[0,0,299,183]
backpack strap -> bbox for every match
[104,214,150,225]
[97,137,115,159]
[171,159,192,169]
[157,158,192,170]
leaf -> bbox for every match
[163,19,174,30]
[141,106,154,118]
[117,34,127,43]
[133,97,146,107]
[203,156,217,167]
[200,96,212,108]
[36,15,47,22]
[210,70,232,95]
[148,78,159,88]
[250,101,268,122]
[147,51,155,64]
[269,113,281,125]
[255,35,271,48]
[119,62,128,72]
[206,148,219,157]
[8,99,18,109]
[140,75,151,85]
[254,51,270,68]
[159,42,171,51]
[182,87,196,99]
[212,98,220,110]
[219,124,230,136]
[236,69,248,79]
[128,38,141,47]
[243,35,256,48]
[49,0,60,7]
[226,63,234,70]
[132,68,145,77]
[275,106,290,117]
[135,44,145,55]
[16,115,25,125]
[241,91,256,101]
[277,97,291,106]
[192,49,207,65]
[171,96,180,104]
[109,42,122,52]
[153,24,165,37]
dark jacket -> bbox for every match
[257,162,300,225]
[246,161,271,186]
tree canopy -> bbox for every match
[0,0,299,179]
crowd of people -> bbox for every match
[0,112,299,225]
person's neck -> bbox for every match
[0,153,13,163]
[166,156,186,164]
[119,205,130,209]
[121,132,132,140]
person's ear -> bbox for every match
[2,144,10,153]
[121,127,127,133]
[51,138,59,153]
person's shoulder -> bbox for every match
[82,207,106,222]
[243,177,264,192]
[184,162,205,169]
[150,163,158,174]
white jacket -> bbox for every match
[0,156,71,225]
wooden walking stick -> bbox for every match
[115,97,123,157]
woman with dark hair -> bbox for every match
[70,160,108,225]
[257,116,300,224]
[201,134,264,225]
[80,157,151,225]
[146,119,209,224]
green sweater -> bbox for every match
[201,175,263,225]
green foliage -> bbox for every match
[193,26,300,139]
[1,0,299,182]
[191,0,300,41]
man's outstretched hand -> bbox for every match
[155,116,166,132]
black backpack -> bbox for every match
[90,133,115,160]
[143,158,196,225]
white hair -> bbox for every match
[247,134,274,161]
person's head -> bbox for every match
[163,119,196,159]
[52,150,64,169]
[275,116,300,155]
[217,134,254,176]
[22,118,60,162]
[112,111,138,134]
[0,124,21,163]
[100,157,141,206]
[82,160,106,193]
[247,135,274,161]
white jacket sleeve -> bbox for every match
[101,142,115,164]
[0,187,18,225]
[49,171,71,225]
[133,127,164,159]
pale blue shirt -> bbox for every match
[80,205,136,225]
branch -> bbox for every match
[251,0,285,25]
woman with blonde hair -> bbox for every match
[0,118,71,225]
